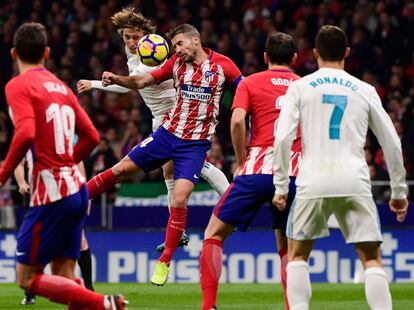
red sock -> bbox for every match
[279,248,289,310]
[68,278,92,310]
[87,168,117,199]
[200,238,223,310]
[29,274,104,309]
[159,207,187,264]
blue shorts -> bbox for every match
[214,175,296,232]
[128,126,211,184]
[16,185,88,265]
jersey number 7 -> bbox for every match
[322,94,348,140]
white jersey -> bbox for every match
[274,67,407,200]
[91,46,175,121]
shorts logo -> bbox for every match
[140,136,154,148]
[193,174,199,179]
[204,71,215,82]
[16,251,26,256]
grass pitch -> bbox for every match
[0,283,413,309]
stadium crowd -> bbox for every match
[0,0,413,195]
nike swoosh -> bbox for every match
[193,174,199,179]
[16,251,26,256]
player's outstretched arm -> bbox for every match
[102,71,155,89]
[77,79,132,94]
[77,80,93,93]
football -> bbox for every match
[136,34,169,66]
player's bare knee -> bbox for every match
[113,158,140,180]
[204,227,223,241]
[171,193,189,208]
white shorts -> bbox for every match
[286,196,383,244]
[152,115,164,132]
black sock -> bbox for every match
[25,290,35,299]
[78,248,94,291]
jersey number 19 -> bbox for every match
[46,103,75,155]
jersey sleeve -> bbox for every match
[91,80,132,94]
[273,82,301,195]
[222,57,244,87]
[0,81,36,183]
[368,87,407,199]
[150,55,175,84]
[5,80,35,126]
[231,79,251,113]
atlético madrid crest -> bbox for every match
[204,70,215,82]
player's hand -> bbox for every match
[102,71,115,86]
[18,182,30,195]
[272,194,288,211]
[0,182,3,189]
[77,80,92,93]
[389,198,409,223]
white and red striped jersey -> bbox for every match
[1,68,98,206]
[30,165,85,206]
[238,146,301,176]
[151,48,243,140]
[232,69,301,176]
[22,146,85,206]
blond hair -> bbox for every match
[111,7,156,34]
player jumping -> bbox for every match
[77,8,230,252]
[87,23,243,286]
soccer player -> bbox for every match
[77,8,230,252]
[273,25,409,310]
[0,22,126,309]
[89,23,243,286]
[14,158,95,304]
[199,33,301,310]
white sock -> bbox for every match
[287,261,311,310]
[103,295,110,309]
[200,162,229,196]
[364,267,392,310]
[164,179,175,212]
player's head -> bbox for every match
[264,32,297,67]
[11,22,50,65]
[111,7,156,53]
[167,24,201,63]
[314,25,350,63]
